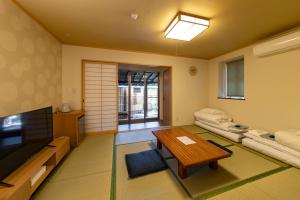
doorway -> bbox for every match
[118,63,172,130]
[118,70,159,124]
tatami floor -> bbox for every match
[32,125,300,200]
[32,134,114,200]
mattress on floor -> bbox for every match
[244,132,300,159]
[198,120,247,133]
[242,138,300,168]
[194,120,244,142]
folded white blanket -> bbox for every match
[198,120,246,133]
[247,129,270,137]
[275,130,300,152]
[194,112,232,124]
[198,108,225,115]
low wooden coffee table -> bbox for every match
[153,128,232,179]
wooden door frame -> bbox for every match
[162,67,172,126]
[117,63,172,126]
[119,70,161,125]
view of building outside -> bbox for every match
[118,86,128,120]
[118,84,158,121]
[131,86,144,120]
[146,83,159,118]
[118,71,159,122]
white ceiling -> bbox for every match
[15,0,300,59]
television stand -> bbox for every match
[0,137,70,200]
[0,182,14,188]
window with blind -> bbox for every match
[219,57,245,99]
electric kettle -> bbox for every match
[61,103,71,113]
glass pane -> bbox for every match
[227,59,244,97]
[118,70,129,121]
[146,72,159,119]
[130,72,145,120]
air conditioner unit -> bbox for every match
[253,30,300,57]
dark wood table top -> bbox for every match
[153,128,231,167]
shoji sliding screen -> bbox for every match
[83,61,117,134]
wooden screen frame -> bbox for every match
[81,59,119,134]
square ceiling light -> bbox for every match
[164,13,209,41]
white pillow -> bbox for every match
[248,129,270,137]
[199,108,225,115]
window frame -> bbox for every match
[218,56,245,100]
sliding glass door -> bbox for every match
[130,72,145,121]
[146,72,159,119]
[118,71,129,122]
[118,70,159,124]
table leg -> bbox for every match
[157,140,162,150]
[178,162,187,179]
[209,160,218,170]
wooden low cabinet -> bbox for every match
[0,137,70,200]
[53,110,85,148]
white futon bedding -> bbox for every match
[244,132,300,159]
[194,111,232,124]
[194,120,245,142]
[198,120,247,133]
[243,132,300,168]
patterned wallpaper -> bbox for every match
[0,0,62,116]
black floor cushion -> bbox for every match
[125,149,168,178]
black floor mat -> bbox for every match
[125,149,168,178]
[207,140,233,154]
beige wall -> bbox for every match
[0,0,62,116]
[208,44,300,131]
[62,45,208,126]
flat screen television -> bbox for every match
[0,106,53,182]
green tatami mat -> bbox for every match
[32,135,114,200]
[179,125,209,134]
[113,131,297,200]
[210,168,300,200]
[166,145,282,198]
[116,142,191,200]
[249,168,300,200]
[32,171,112,200]
[233,142,289,167]
[208,182,275,200]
